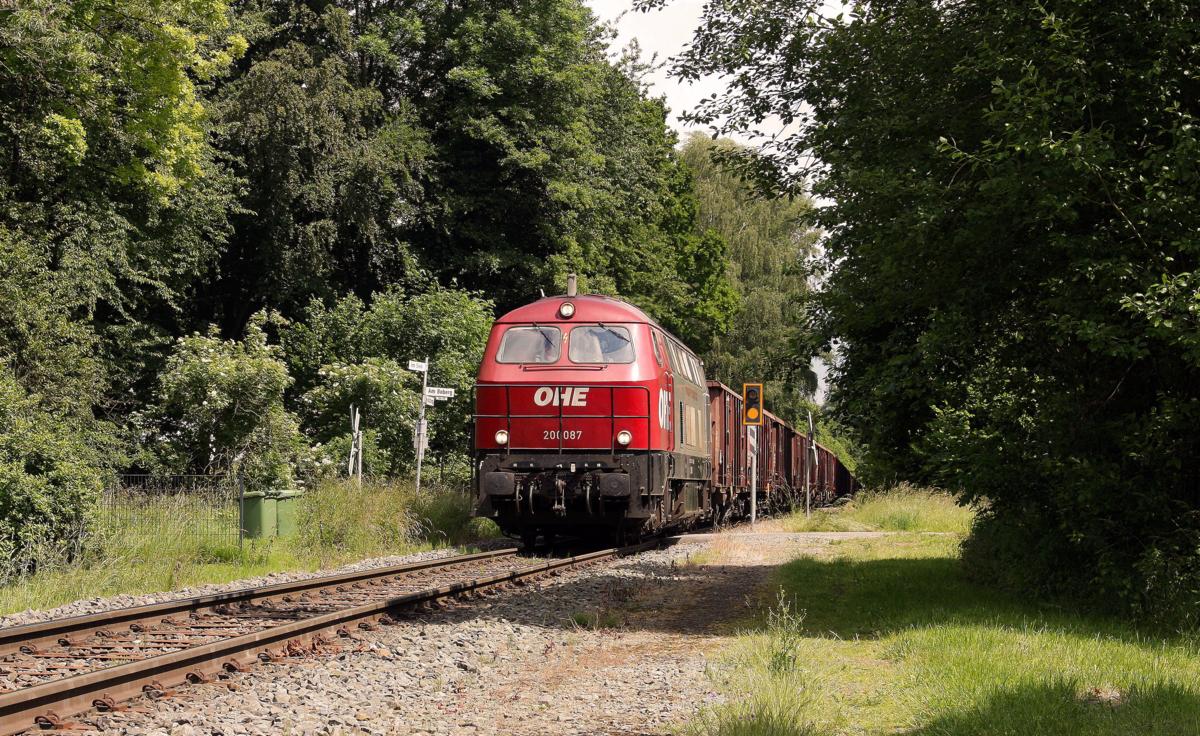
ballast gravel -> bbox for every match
[84,542,732,736]
[0,540,515,629]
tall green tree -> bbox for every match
[681,133,819,419]
[199,1,429,332]
[660,0,1200,620]
[0,0,242,569]
[203,0,735,349]
[0,0,243,410]
[382,0,737,346]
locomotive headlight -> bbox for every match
[559,301,575,318]
[495,429,509,445]
[616,430,633,446]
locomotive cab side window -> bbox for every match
[496,326,561,363]
[568,325,635,364]
[665,341,686,382]
[666,339,702,385]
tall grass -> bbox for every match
[0,479,498,616]
[687,535,1200,736]
[290,479,498,568]
[784,483,974,534]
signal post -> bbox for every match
[742,383,762,525]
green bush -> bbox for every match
[300,358,420,477]
[282,285,493,477]
[145,313,306,492]
[0,369,106,581]
[964,505,1200,630]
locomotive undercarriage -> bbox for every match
[475,451,711,544]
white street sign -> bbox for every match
[424,395,436,406]
[425,387,455,399]
[408,360,428,372]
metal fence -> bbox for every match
[99,474,244,550]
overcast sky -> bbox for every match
[585,1,724,136]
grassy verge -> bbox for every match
[689,534,1200,735]
[0,479,499,616]
[783,484,974,534]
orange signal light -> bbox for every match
[742,383,763,425]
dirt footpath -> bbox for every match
[88,532,850,736]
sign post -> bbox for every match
[806,411,815,518]
[347,405,363,485]
[409,358,430,494]
[748,425,758,526]
[408,360,456,495]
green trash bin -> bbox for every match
[241,491,277,539]
[274,489,301,538]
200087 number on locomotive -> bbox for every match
[543,430,583,440]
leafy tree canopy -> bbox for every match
[0,0,757,573]
[681,132,820,421]
[659,0,1200,620]
[0,0,243,412]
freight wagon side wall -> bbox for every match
[706,382,749,491]
[703,380,859,504]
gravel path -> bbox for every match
[0,540,515,629]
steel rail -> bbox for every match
[0,542,654,735]
[0,548,518,658]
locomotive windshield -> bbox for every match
[569,325,635,364]
[496,326,561,363]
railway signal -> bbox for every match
[742,383,763,425]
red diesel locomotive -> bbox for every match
[473,283,856,544]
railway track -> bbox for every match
[0,543,653,735]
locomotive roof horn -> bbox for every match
[566,273,577,297]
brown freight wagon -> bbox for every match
[705,380,858,520]
[706,381,749,512]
